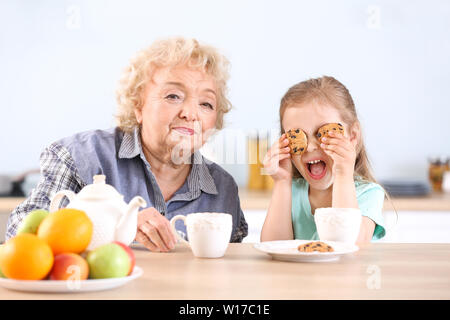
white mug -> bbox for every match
[442,171,450,193]
[314,208,362,243]
[170,212,233,258]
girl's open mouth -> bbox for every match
[306,160,327,180]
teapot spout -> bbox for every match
[115,196,147,246]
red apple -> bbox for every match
[113,241,135,275]
[50,253,89,281]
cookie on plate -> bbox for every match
[316,123,344,143]
[297,241,334,253]
[286,128,308,155]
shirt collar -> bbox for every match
[190,151,218,195]
[118,126,141,159]
[118,126,218,195]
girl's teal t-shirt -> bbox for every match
[291,178,386,241]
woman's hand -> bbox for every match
[320,131,357,178]
[135,207,177,252]
[262,134,292,182]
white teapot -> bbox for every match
[49,175,147,250]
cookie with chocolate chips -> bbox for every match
[286,128,308,155]
[316,123,345,143]
[297,241,334,253]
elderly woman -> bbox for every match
[6,37,248,251]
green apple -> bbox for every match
[0,245,6,278]
[86,243,131,279]
[17,209,49,234]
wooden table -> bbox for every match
[1,243,449,300]
[238,189,450,211]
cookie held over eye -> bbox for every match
[298,241,334,253]
[316,123,345,143]
[286,129,308,155]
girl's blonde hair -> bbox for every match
[115,37,232,132]
[279,76,376,183]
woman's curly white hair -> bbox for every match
[115,37,232,132]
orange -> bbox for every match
[37,208,93,255]
[0,233,54,280]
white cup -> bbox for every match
[170,212,233,258]
[443,171,450,193]
[314,208,362,243]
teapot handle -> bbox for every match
[49,190,76,212]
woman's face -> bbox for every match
[135,65,218,163]
[282,102,348,191]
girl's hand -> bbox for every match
[320,131,357,178]
[263,134,292,182]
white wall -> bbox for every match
[1,0,450,186]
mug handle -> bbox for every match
[49,190,75,213]
[169,215,189,245]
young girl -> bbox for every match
[261,76,386,244]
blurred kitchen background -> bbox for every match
[1,0,450,242]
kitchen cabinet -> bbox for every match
[243,210,450,243]
[240,189,450,243]
[238,189,450,211]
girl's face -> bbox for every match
[282,102,348,191]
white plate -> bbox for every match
[254,240,359,263]
[0,266,143,293]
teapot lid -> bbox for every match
[77,175,123,200]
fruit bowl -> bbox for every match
[0,266,143,293]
